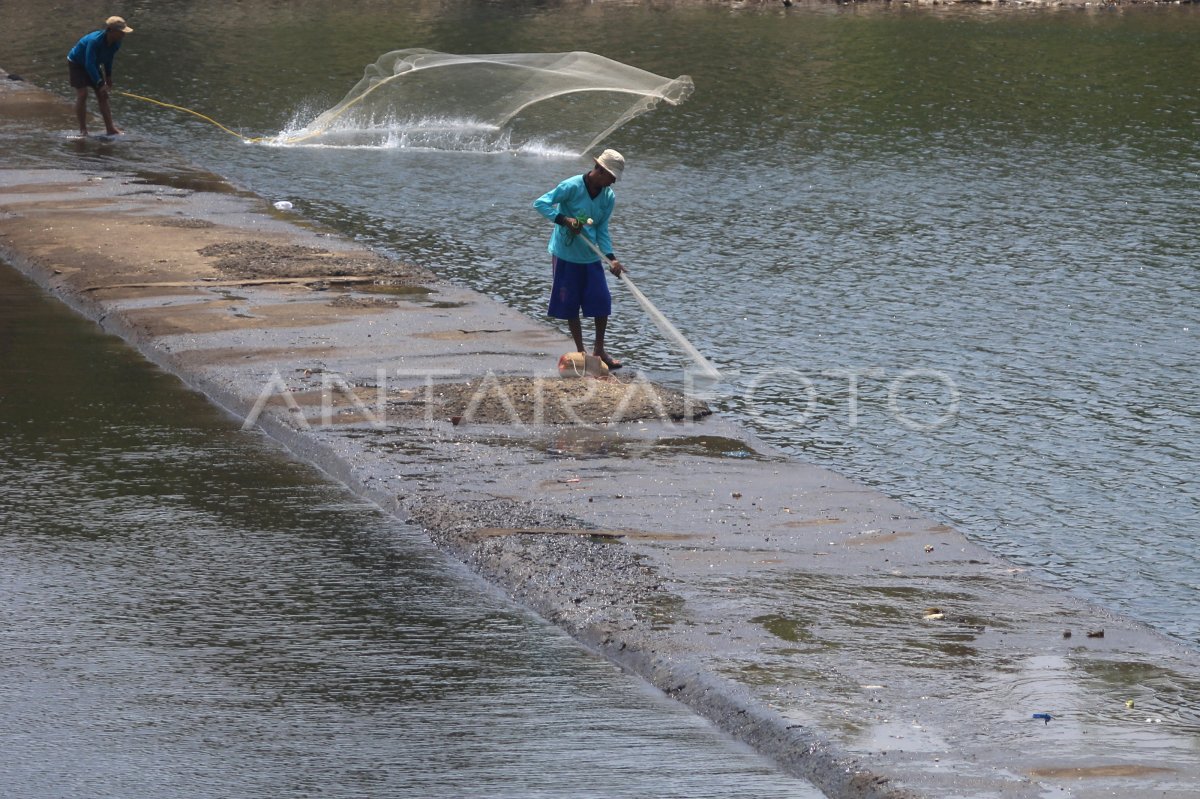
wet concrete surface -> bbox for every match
[4,73,1199,799]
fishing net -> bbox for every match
[275,49,694,153]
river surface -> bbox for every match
[0,263,821,796]
[2,0,1198,784]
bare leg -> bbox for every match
[592,316,608,356]
[74,87,89,136]
[567,317,585,352]
[97,90,121,135]
[592,316,621,368]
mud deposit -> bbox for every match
[406,495,671,633]
[149,217,217,229]
[396,376,711,426]
[198,240,431,284]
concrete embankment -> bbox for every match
[3,72,1198,799]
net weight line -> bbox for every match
[576,233,721,381]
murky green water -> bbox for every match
[0,263,821,795]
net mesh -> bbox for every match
[275,49,694,153]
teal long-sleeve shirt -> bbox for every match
[67,30,122,88]
[533,174,616,264]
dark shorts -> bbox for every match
[68,60,95,90]
[547,255,611,319]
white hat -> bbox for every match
[593,149,625,182]
[106,16,133,33]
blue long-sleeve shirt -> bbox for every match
[67,30,122,89]
[533,174,616,263]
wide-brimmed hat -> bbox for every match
[593,149,625,182]
[105,16,133,33]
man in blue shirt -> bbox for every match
[67,16,133,137]
[533,149,628,370]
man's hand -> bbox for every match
[97,84,110,99]
[564,216,582,232]
[608,259,625,278]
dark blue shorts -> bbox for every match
[68,61,94,90]
[547,256,611,319]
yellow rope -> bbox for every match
[116,91,275,143]
[115,80,391,145]
[116,76,403,145]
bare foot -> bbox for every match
[595,351,623,370]
[105,127,123,136]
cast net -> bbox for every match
[271,49,694,154]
